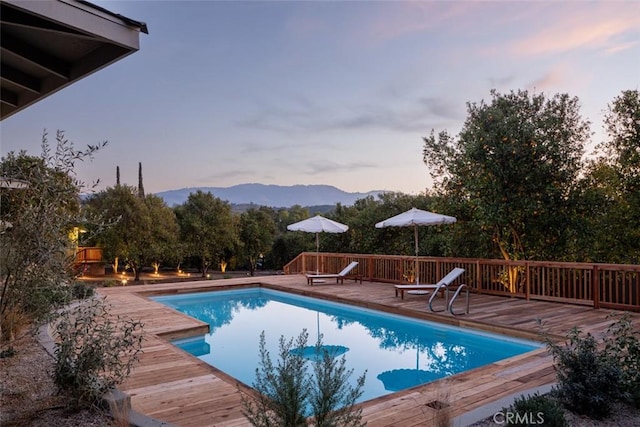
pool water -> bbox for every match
[152,288,541,404]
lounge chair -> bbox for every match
[394,267,465,299]
[306,261,361,285]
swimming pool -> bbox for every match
[152,288,541,403]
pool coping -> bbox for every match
[92,275,600,426]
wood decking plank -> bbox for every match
[94,275,640,426]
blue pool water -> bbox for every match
[152,288,541,404]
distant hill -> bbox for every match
[155,184,384,208]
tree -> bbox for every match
[423,90,590,270]
[175,191,237,277]
[270,206,312,269]
[144,194,179,274]
[84,185,151,281]
[0,130,105,341]
[595,90,639,263]
[239,207,276,276]
[137,162,145,198]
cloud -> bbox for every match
[239,95,463,135]
[358,2,481,44]
[527,65,568,92]
[304,159,378,176]
[508,5,640,56]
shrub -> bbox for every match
[53,297,144,408]
[603,313,640,408]
[506,392,566,426]
[241,329,366,427]
[72,282,95,299]
[542,326,622,419]
[309,340,366,427]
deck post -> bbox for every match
[593,265,600,309]
[525,262,530,301]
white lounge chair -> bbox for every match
[394,267,465,299]
[306,261,361,285]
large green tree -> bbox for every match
[423,90,591,269]
[239,207,276,276]
[175,191,237,277]
[84,185,151,281]
[144,194,180,274]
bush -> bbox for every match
[241,329,366,427]
[72,282,95,299]
[542,326,622,419]
[506,392,566,426]
[53,297,144,408]
[604,313,640,408]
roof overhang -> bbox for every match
[0,0,148,120]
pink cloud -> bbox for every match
[508,5,640,56]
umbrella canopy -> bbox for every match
[289,312,349,361]
[287,215,349,273]
[375,208,456,284]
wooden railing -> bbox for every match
[283,252,640,311]
[75,247,103,263]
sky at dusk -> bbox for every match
[1,1,639,195]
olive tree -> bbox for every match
[84,185,150,281]
[239,207,276,276]
[0,130,105,341]
[423,90,590,263]
[175,190,237,277]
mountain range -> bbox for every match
[155,184,384,208]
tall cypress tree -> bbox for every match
[137,162,145,198]
[116,165,120,186]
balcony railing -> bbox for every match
[74,247,103,263]
[283,252,640,311]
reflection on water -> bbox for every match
[154,289,540,403]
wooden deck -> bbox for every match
[98,275,640,426]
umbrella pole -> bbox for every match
[414,225,419,285]
[316,232,320,274]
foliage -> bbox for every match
[174,191,238,277]
[53,297,144,408]
[0,130,105,341]
[241,330,366,427]
[506,392,566,426]
[144,194,180,273]
[84,186,179,280]
[242,330,311,426]
[603,313,640,407]
[576,89,640,263]
[309,341,366,427]
[239,207,277,275]
[83,185,149,280]
[331,192,454,258]
[423,89,590,264]
[72,282,95,299]
[541,325,622,419]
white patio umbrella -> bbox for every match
[287,215,349,274]
[375,208,456,285]
[0,177,29,189]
